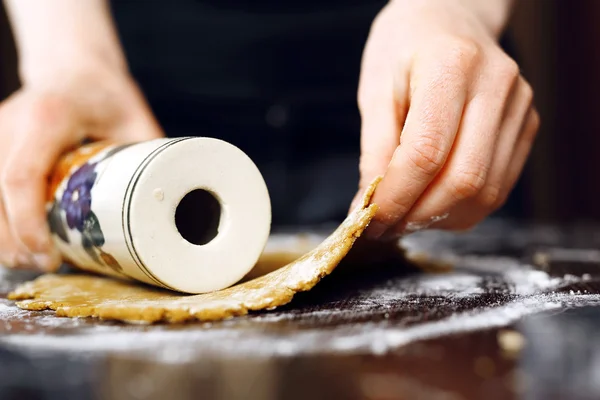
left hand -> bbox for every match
[352,0,539,240]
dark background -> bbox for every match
[0,0,595,225]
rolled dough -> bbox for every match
[8,179,381,323]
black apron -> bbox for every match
[110,0,387,228]
[109,1,525,228]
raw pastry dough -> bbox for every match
[9,179,380,323]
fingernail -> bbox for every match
[32,252,58,271]
[34,235,52,254]
[16,253,32,267]
[365,221,389,240]
[349,191,364,212]
[380,231,403,242]
[2,253,17,268]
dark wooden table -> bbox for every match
[1,219,600,400]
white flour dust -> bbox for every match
[1,292,598,362]
[0,301,91,331]
[0,254,598,362]
[0,224,598,362]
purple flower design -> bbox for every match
[60,162,97,232]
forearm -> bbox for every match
[390,0,515,38]
[460,0,515,37]
[4,0,126,84]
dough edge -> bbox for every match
[8,178,381,324]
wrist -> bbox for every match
[19,41,128,87]
[388,0,514,38]
[459,0,514,37]
[5,0,128,86]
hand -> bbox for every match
[353,0,538,240]
[0,62,163,271]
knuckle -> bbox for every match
[29,94,69,127]
[376,189,412,225]
[0,249,12,268]
[357,77,396,118]
[407,132,448,176]
[0,240,19,268]
[424,38,480,83]
[522,109,541,145]
[24,94,71,134]
[478,184,503,209]
[529,109,541,132]
[496,58,520,85]
[494,192,509,211]
[445,38,480,66]
[521,80,534,106]
[381,197,411,224]
[359,149,387,168]
[437,61,468,85]
[448,167,487,200]
[0,235,11,254]
[1,165,33,190]
[0,253,15,268]
[356,85,369,113]
[357,88,381,117]
[15,227,40,251]
[359,153,388,182]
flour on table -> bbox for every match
[1,249,597,362]
[1,292,598,362]
[0,220,596,361]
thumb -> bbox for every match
[1,95,81,270]
[350,72,405,212]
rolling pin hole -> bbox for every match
[175,189,222,246]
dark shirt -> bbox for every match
[109,1,525,228]
[110,0,388,228]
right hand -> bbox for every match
[0,62,164,271]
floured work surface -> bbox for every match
[3,222,600,399]
[8,180,381,323]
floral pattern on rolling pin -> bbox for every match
[61,162,97,232]
[47,143,133,276]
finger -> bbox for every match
[501,107,540,198]
[430,107,539,232]
[475,76,533,210]
[0,195,31,268]
[0,94,34,268]
[392,56,520,235]
[0,150,34,268]
[365,44,477,238]
[351,59,406,212]
[435,79,532,231]
[1,95,75,271]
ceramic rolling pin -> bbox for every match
[46,137,272,294]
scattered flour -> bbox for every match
[0,225,598,363]
[0,258,597,363]
[1,292,598,362]
[534,247,600,263]
[330,293,600,355]
[401,221,564,256]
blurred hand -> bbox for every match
[0,61,163,271]
[353,0,538,240]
